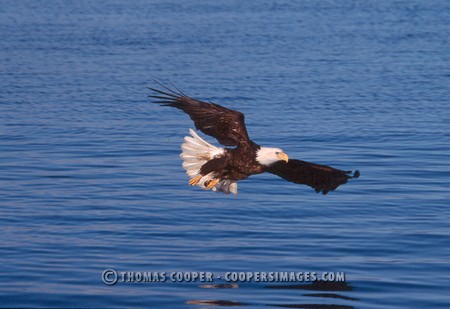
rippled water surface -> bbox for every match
[1,0,450,308]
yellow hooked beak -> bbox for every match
[277,152,289,163]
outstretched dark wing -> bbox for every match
[149,83,250,147]
[266,159,360,195]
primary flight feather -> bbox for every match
[149,83,359,195]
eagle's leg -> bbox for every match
[189,175,202,186]
[205,178,220,189]
[198,156,228,189]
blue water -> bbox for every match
[1,0,450,307]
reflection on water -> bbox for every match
[265,281,352,291]
[269,305,352,309]
[306,293,357,301]
[189,281,356,308]
[200,283,239,289]
[187,299,247,307]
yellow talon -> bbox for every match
[205,178,220,189]
[189,175,202,186]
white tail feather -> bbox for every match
[180,129,238,195]
[211,179,238,195]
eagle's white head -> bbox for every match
[256,147,289,166]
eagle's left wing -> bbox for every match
[266,159,360,194]
[149,84,250,147]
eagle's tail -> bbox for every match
[180,129,238,195]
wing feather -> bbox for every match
[149,84,250,146]
[266,159,360,194]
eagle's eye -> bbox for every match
[275,151,280,155]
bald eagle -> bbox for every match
[149,83,359,195]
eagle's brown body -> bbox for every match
[200,142,264,182]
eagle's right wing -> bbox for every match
[149,83,250,147]
[266,159,360,194]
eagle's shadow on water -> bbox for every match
[186,280,357,308]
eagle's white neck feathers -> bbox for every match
[256,147,288,166]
